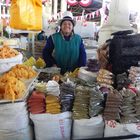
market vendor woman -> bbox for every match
[42,11,86,74]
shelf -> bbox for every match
[11,28,41,34]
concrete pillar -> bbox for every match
[44,0,52,19]
[98,0,133,45]
[61,0,67,12]
[100,0,109,27]
[53,0,58,16]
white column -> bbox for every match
[53,0,58,16]
[98,0,133,45]
[44,0,52,19]
[100,0,108,27]
[61,0,67,12]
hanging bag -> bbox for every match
[10,0,42,31]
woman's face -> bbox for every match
[61,20,73,36]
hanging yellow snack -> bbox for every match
[23,57,36,66]
[35,57,46,68]
[10,0,42,31]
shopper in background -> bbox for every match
[42,11,87,74]
[37,31,47,41]
[94,23,100,42]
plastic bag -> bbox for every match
[72,116,104,139]
[30,112,72,140]
[0,52,23,74]
[10,0,42,31]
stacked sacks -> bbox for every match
[72,85,105,139]
[97,69,114,89]
[78,68,97,84]
[97,41,110,69]
[135,91,140,120]
[86,59,100,72]
[35,82,47,93]
[30,84,72,140]
[73,85,90,119]
[30,112,72,140]
[37,72,52,82]
[0,102,33,140]
[129,66,140,89]
[119,89,138,123]
[46,94,61,114]
[60,83,75,112]
[27,91,46,114]
[129,66,140,82]
[46,80,60,96]
[89,88,104,117]
[116,72,131,90]
[38,72,60,83]
[103,90,122,121]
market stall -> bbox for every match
[1,38,140,140]
[1,0,140,140]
